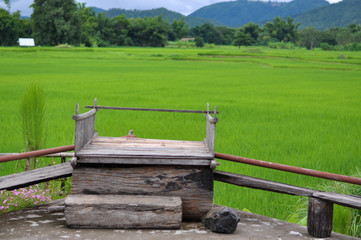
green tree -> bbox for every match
[0,9,31,46]
[300,27,322,50]
[92,12,114,47]
[243,22,260,42]
[76,3,97,46]
[0,8,15,45]
[264,16,299,43]
[128,16,170,47]
[190,23,226,45]
[112,14,132,46]
[233,30,253,48]
[31,0,80,46]
[170,17,188,41]
[347,23,361,33]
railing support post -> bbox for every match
[307,197,333,238]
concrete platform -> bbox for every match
[0,199,357,240]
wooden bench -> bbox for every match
[214,170,361,238]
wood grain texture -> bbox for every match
[0,162,72,190]
[313,191,361,210]
[74,109,97,153]
[307,197,333,238]
[71,165,213,220]
[214,170,316,197]
[205,114,218,155]
[65,195,182,229]
[77,157,212,166]
[76,136,214,161]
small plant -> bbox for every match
[0,185,52,214]
[20,82,46,170]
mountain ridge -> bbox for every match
[87,0,361,30]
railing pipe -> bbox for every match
[85,105,219,114]
[215,152,361,186]
[0,145,75,163]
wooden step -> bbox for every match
[65,194,182,229]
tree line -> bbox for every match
[1,0,360,50]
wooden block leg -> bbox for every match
[65,195,182,229]
[307,197,334,238]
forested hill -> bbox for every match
[295,0,361,29]
[189,0,329,27]
[106,7,183,20]
[91,7,223,27]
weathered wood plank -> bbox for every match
[90,142,206,149]
[77,136,214,160]
[0,162,72,191]
[307,197,333,238]
[214,170,317,197]
[205,114,218,155]
[65,195,182,229]
[77,158,212,166]
[82,144,211,153]
[71,166,213,220]
[72,109,97,121]
[74,109,97,154]
[313,191,361,210]
[92,137,206,146]
[77,149,213,159]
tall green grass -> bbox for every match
[20,82,46,170]
[0,46,360,234]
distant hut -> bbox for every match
[18,38,35,47]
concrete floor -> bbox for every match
[0,199,357,240]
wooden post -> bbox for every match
[205,104,218,155]
[307,197,334,238]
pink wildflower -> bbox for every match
[13,191,20,196]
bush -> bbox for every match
[268,41,296,49]
[54,44,73,48]
[344,42,361,51]
[320,43,335,51]
[321,42,361,51]
[195,36,204,48]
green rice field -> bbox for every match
[1,46,360,223]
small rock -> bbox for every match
[201,206,240,234]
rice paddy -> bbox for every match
[0,46,360,224]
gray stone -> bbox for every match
[201,206,240,234]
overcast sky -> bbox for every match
[1,0,343,17]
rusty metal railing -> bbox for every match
[215,152,361,186]
[0,145,75,163]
